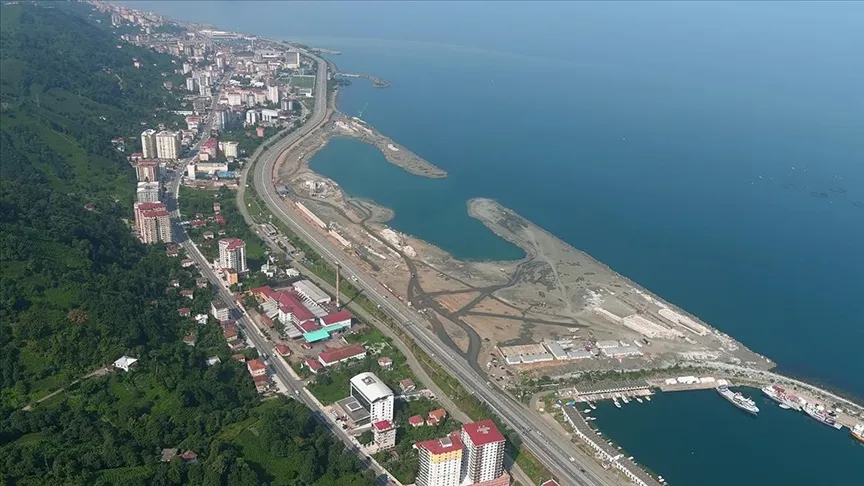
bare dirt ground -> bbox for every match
[274,112,772,377]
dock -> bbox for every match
[562,406,665,486]
[334,72,389,88]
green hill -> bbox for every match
[0,4,373,485]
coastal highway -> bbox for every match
[246,48,609,486]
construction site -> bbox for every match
[272,112,773,380]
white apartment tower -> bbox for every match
[414,433,463,486]
[155,130,181,160]
[140,129,157,159]
[460,420,506,484]
[267,85,280,104]
[136,182,160,203]
[218,238,247,272]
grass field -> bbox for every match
[290,75,316,89]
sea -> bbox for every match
[137,2,864,483]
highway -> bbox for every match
[245,48,609,486]
[164,81,394,485]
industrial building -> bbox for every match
[292,279,331,305]
[601,346,644,358]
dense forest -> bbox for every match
[0,4,373,485]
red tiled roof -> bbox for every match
[275,344,290,356]
[274,292,315,321]
[416,432,462,455]
[318,344,366,365]
[408,415,425,426]
[540,481,560,486]
[429,409,447,421]
[373,420,394,431]
[136,159,159,167]
[298,320,320,332]
[321,310,352,325]
[223,327,238,339]
[232,354,246,362]
[141,210,169,218]
[220,238,245,250]
[247,359,265,372]
[181,259,194,264]
[178,308,191,315]
[304,358,323,371]
[215,215,225,225]
[260,315,273,328]
[190,220,206,227]
[135,202,165,211]
[249,285,274,297]
[180,451,197,461]
[377,357,392,366]
[400,379,415,390]
[462,419,505,446]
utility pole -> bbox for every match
[335,263,341,309]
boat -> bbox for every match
[636,397,644,403]
[779,403,791,409]
[716,385,759,415]
[613,398,621,409]
[583,408,592,414]
[645,395,651,402]
[804,404,842,429]
[588,401,597,410]
[761,385,803,411]
[852,424,864,443]
[621,395,630,404]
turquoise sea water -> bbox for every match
[136,2,864,483]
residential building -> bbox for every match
[114,355,139,372]
[140,129,157,159]
[245,109,261,125]
[136,181,160,203]
[373,419,396,451]
[218,238,247,272]
[318,343,367,367]
[211,300,230,321]
[185,76,196,91]
[414,432,463,486]
[219,140,239,159]
[427,408,447,426]
[135,159,161,182]
[284,51,300,68]
[349,372,394,426]
[460,420,506,485]
[200,138,219,159]
[134,202,171,243]
[267,85,279,104]
[247,359,266,377]
[155,130,181,160]
[260,108,279,122]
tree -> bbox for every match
[357,430,374,446]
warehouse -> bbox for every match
[293,279,331,305]
[601,346,644,358]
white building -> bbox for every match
[267,85,280,104]
[211,300,230,321]
[186,162,197,179]
[185,76,196,91]
[218,238,247,273]
[284,51,300,68]
[155,130,181,160]
[218,140,239,159]
[245,109,261,125]
[136,181,160,203]
[414,433,463,486]
[261,108,279,122]
[292,280,331,305]
[226,91,243,106]
[114,356,139,372]
[460,420,506,484]
[349,372,394,424]
[140,129,157,159]
[373,419,396,451]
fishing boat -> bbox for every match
[636,397,644,403]
[613,397,621,409]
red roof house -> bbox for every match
[215,215,225,225]
[304,357,323,373]
[178,307,191,317]
[400,378,416,393]
[298,319,321,333]
[246,359,266,377]
[317,344,367,367]
[427,408,447,426]
[320,310,352,327]
[377,357,393,369]
[408,415,425,427]
[275,344,291,356]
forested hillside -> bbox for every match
[0,4,373,485]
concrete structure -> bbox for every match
[196,161,229,174]
[218,238,247,273]
[461,420,506,484]
[211,300,230,321]
[134,159,160,182]
[245,109,261,125]
[155,130,181,160]
[140,129,157,159]
[349,372,394,424]
[600,346,644,358]
[136,181,160,203]
[415,432,463,486]
[261,108,279,122]
[622,314,683,340]
[544,341,568,360]
[292,279,331,304]
[284,51,300,68]
[595,340,621,349]
[335,396,370,428]
[267,85,280,104]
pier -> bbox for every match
[335,72,390,88]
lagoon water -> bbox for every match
[141,1,864,483]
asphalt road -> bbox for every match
[165,84,394,486]
[245,49,609,486]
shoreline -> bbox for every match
[276,56,864,415]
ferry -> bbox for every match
[716,385,759,415]
[852,424,864,443]
[804,404,842,430]
[761,385,802,411]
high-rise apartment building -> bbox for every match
[136,182,160,203]
[267,85,280,104]
[460,420,506,485]
[218,238,247,272]
[134,202,172,243]
[218,140,239,159]
[155,130,181,160]
[349,372,394,424]
[134,159,160,182]
[140,129,157,159]
[414,432,463,486]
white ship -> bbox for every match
[852,424,864,444]
[761,385,802,411]
[717,385,759,415]
[804,403,842,430]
